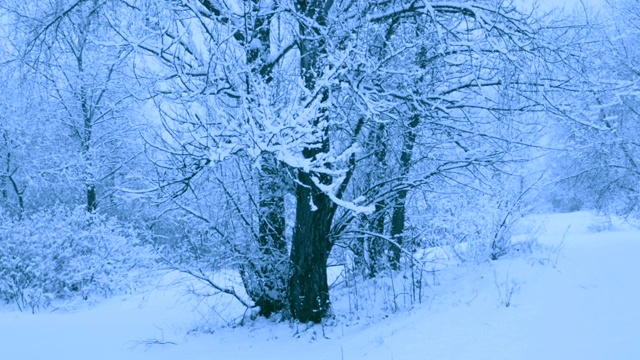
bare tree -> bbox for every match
[4,0,141,214]
[546,1,640,216]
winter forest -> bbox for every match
[1,0,639,358]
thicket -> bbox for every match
[0,207,151,312]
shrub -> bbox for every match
[0,206,151,312]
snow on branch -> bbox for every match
[311,174,375,214]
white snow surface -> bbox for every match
[1,211,639,359]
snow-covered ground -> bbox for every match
[1,211,639,360]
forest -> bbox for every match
[0,0,638,333]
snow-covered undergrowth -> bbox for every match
[0,207,152,313]
[1,211,639,359]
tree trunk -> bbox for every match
[361,123,388,278]
[288,170,336,322]
[87,184,97,213]
[78,47,97,214]
[389,115,419,270]
[240,2,289,317]
[288,0,335,323]
[1,131,8,202]
[249,152,288,317]
[389,189,408,270]
[367,199,387,277]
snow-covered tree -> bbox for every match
[1,0,588,322]
[546,0,640,216]
[121,0,577,322]
[3,0,143,214]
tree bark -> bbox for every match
[288,0,336,323]
[365,123,388,278]
[241,2,289,317]
[86,184,97,213]
[1,131,9,202]
[248,152,288,317]
[288,169,336,322]
[389,115,419,270]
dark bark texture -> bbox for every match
[288,170,336,322]
[389,114,419,269]
[288,0,336,323]
[243,2,289,317]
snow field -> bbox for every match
[0,211,638,360]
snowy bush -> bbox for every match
[409,185,536,264]
[0,207,152,312]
